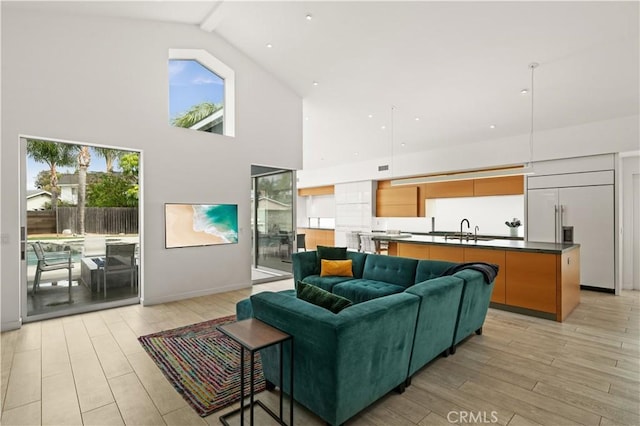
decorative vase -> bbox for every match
[509,227,519,237]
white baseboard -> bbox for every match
[141,282,251,306]
[1,319,22,332]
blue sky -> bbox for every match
[168,59,224,120]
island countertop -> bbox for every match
[373,234,579,254]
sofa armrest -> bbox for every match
[250,291,419,425]
[291,250,319,284]
[452,269,495,346]
[405,276,464,376]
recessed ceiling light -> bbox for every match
[520,89,529,94]
[401,143,406,147]
[305,14,313,20]
[489,124,496,129]
[304,116,309,121]
[354,152,359,156]
[368,114,373,118]
[414,117,420,121]
[312,81,319,86]
[266,43,273,48]
[381,125,386,130]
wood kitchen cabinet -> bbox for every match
[298,228,335,250]
[396,243,429,259]
[505,251,557,313]
[464,247,506,304]
[424,180,474,199]
[376,175,522,218]
[376,187,418,217]
[473,175,524,196]
[428,245,464,262]
[389,240,580,321]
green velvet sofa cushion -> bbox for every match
[452,269,495,347]
[405,276,464,376]
[292,251,321,283]
[316,245,348,270]
[250,291,419,426]
[362,253,418,288]
[297,281,352,313]
[300,275,354,292]
[346,251,367,278]
[414,259,457,283]
[332,279,405,304]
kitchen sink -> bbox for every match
[444,236,494,242]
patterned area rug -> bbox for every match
[138,315,266,417]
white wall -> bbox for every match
[298,115,639,188]
[1,7,302,330]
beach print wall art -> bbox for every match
[165,203,238,248]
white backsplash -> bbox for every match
[374,195,524,236]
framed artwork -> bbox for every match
[165,203,238,248]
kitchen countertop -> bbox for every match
[375,234,579,254]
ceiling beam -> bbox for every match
[200,1,225,32]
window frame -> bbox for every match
[168,48,236,137]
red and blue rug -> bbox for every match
[138,315,266,417]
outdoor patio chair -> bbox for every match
[98,243,136,298]
[83,234,106,257]
[31,241,73,296]
[296,234,306,252]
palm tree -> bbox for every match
[171,102,222,128]
[26,140,77,212]
[93,147,123,173]
[77,146,91,234]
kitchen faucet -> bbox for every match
[460,218,470,241]
[474,225,480,242]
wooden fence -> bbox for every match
[27,208,139,235]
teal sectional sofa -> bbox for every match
[237,250,495,425]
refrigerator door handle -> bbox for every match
[554,205,559,244]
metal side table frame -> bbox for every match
[217,318,293,426]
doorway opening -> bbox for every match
[21,137,142,321]
[250,165,295,284]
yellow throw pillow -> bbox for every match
[320,259,353,277]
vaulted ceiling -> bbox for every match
[8,1,639,171]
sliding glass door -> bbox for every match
[21,137,141,321]
[253,170,294,274]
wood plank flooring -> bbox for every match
[1,281,638,425]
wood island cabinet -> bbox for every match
[464,247,506,304]
[389,241,580,321]
[429,245,464,262]
[298,228,335,250]
[505,251,557,314]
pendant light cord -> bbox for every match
[529,62,539,167]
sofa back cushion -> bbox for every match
[317,245,348,269]
[346,251,367,278]
[415,259,458,283]
[362,253,418,288]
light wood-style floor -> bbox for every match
[1,280,638,425]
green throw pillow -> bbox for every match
[316,245,348,272]
[297,281,353,314]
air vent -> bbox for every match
[378,165,389,172]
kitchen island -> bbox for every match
[378,235,580,322]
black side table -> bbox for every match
[217,318,293,426]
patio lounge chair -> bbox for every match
[31,241,73,296]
